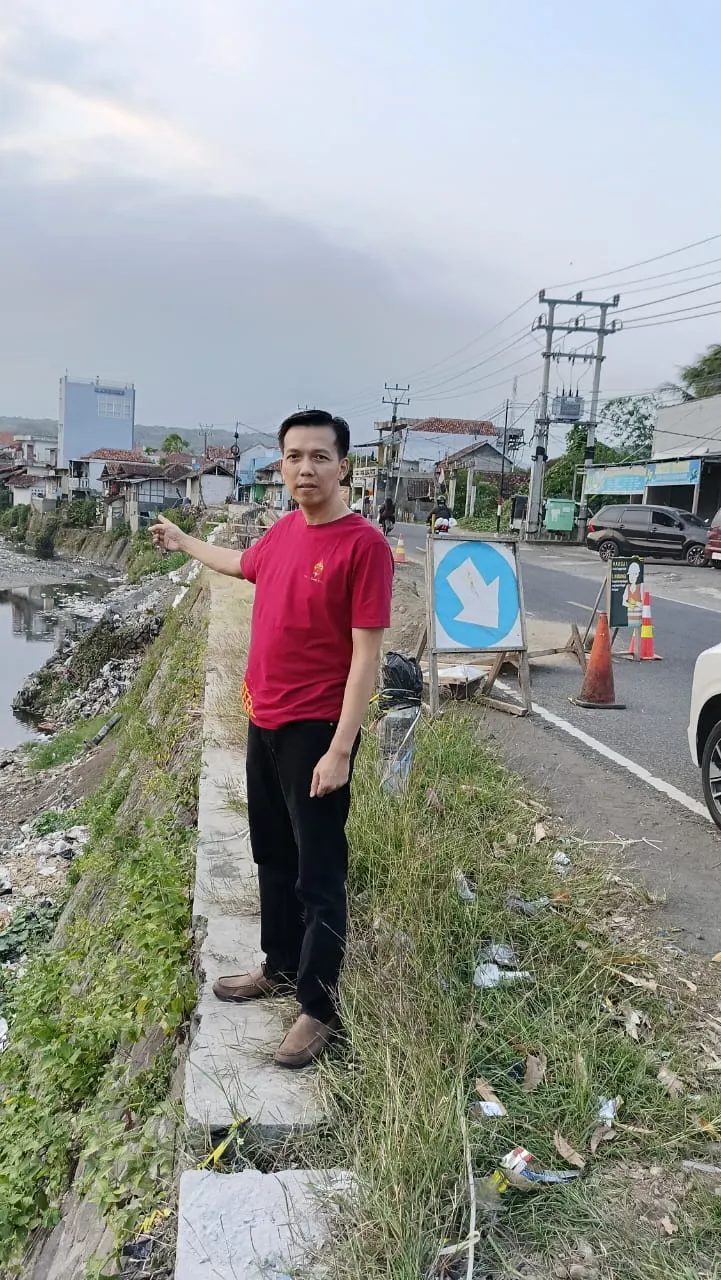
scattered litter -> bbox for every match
[0,870,12,896]
[474,941,531,989]
[478,942,517,966]
[553,1132,586,1170]
[522,1168,581,1185]
[609,967,658,992]
[711,953,721,964]
[473,1077,507,1118]
[474,963,532,989]
[552,851,572,875]
[682,1160,721,1175]
[454,870,476,903]
[658,1065,685,1098]
[121,1237,154,1261]
[482,1146,582,1196]
[425,787,442,810]
[506,894,550,918]
[659,1215,678,1237]
[598,1097,619,1125]
[521,1052,547,1094]
[534,822,548,844]
[0,1017,8,1053]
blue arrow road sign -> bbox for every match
[433,539,523,652]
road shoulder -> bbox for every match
[477,702,721,956]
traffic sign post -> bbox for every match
[426,533,531,716]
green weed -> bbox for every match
[310,713,721,1279]
[24,716,108,770]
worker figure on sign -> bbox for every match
[150,410,393,1068]
[623,559,644,627]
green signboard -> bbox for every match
[608,557,644,629]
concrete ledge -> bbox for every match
[175,1168,351,1279]
[185,576,319,1139]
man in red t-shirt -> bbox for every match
[151,410,394,1068]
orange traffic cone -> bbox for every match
[570,612,625,709]
[622,591,662,660]
[394,534,406,565]
[639,591,662,660]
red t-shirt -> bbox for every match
[240,511,394,729]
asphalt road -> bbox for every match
[397,524,721,804]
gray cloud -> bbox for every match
[0,159,489,437]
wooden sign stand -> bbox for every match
[424,533,532,717]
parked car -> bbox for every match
[688,645,721,828]
[586,504,709,565]
[703,506,721,568]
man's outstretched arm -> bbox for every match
[149,513,245,578]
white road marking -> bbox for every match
[496,682,712,822]
[567,600,592,611]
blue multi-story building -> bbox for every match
[58,375,135,468]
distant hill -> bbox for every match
[0,417,276,452]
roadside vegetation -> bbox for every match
[0,589,205,1271]
[126,510,196,582]
[24,714,109,770]
[304,713,721,1279]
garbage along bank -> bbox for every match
[0,578,206,1279]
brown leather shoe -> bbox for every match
[273,1012,339,1070]
[212,967,295,1003]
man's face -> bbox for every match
[281,426,348,507]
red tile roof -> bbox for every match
[83,448,146,461]
[8,473,35,489]
[411,417,498,436]
[0,433,17,448]
[207,445,234,460]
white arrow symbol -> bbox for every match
[446,559,500,628]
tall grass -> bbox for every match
[309,712,721,1279]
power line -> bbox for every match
[618,278,721,315]
[624,301,721,327]
[615,260,721,296]
[405,294,537,382]
[549,231,721,290]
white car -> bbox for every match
[688,642,721,827]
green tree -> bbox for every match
[598,394,655,460]
[161,433,191,454]
[680,343,721,399]
[544,425,622,499]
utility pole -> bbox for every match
[199,423,214,459]
[497,399,510,533]
[526,291,620,535]
[379,382,410,504]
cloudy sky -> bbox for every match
[2,0,721,447]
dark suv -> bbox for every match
[586,504,709,565]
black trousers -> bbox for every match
[246,719,359,1023]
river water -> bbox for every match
[0,542,112,749]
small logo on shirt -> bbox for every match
[310,559,325,583]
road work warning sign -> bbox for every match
[608,556,644,629]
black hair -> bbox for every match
[278,409,351,460]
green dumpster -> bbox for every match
[544,498,576,532]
